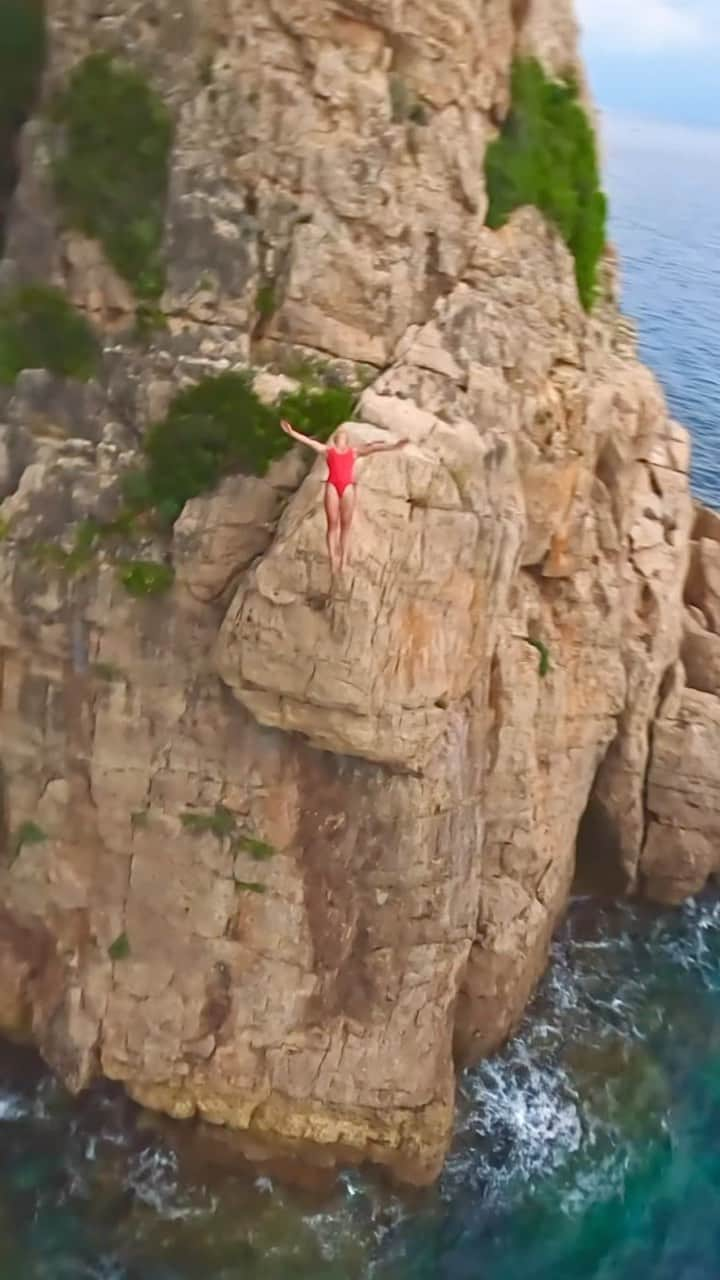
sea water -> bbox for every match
[2,113,720,1279]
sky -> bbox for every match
[576,0,720,127]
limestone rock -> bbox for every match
[174,452,308,604]
[217,417,523,771]
[642,690,720,904]
[0,0,709,1188]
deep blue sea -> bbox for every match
[3,114,720,1278]
[604,112,720,507]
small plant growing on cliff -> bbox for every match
[108,932,130,961]
[526,636,551,678]
[116,559,174,598]
[124,372,354,525]
[235,880,266,895]
[0,516,10,541]
[255,283,277,320]
[10,820,47,861]
[389,75,429,126]
[182,806,276,866]
[235,834,275,861]
[133,301,168,344]
[485,58,607,310]
[0,285,100,384]
[51,52,173,300]
[181,804,236,839]
[29,517,103,578]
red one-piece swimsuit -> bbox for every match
[326,447,356,496]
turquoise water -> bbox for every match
[3,114,720,1277]
[3,896,720,1277]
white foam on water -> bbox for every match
[125,1145,216,1222]
[445,1043,584,1206]
[0,1091,28,1121]
[438,893,720,1225]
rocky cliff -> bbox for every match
[0,0,713,1186]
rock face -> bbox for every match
[640,510,720,904]
[0,0,710,1184]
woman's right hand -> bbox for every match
[280,419,293,436]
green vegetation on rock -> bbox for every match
[182,806,276,875]
[255,283,277,320]
[527,636,551,678]
[181,805,236,840]
[116,559,174,598]
[108,932,130,961]
[29,516,103,577]
[276,383,355,441]
[0,0,47,253]
[0,0,46,129]
[485,58,607,310]
[0,285,99,384]
[10,820,47,861]
[236,834,275,862]
[124,371,355,526]
[51,52,173,300]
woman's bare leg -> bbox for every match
[324,484,341,576]
[338,485,356,572]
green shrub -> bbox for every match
[127,372,354,525]
[108,932,130,961]
[276,384,355,442]
[0,284,100,384]
[0,0,46,127]
[51,52,173,300]
[116,559,174,597]
[133,300,168,343]
[255,283,277,319]
[485,58,607,310]
[0,0,47,256]
[11,820,47,860]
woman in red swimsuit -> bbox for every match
[280,420,409,575]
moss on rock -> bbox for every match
[51,52,173,300]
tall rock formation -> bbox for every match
[0,0,707,1183]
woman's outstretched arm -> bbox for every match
[356,437,410,457]
[280,419,328,454]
